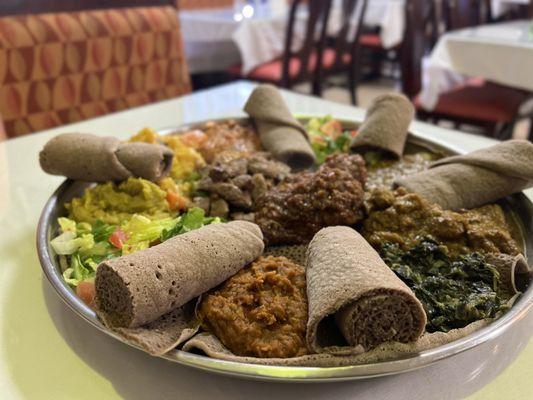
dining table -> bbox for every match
[179,0,406,75]
[492,0,531,18]
[418,19,533,111]
[0,80,531,399]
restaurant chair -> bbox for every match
[0,2,191,138]
[320,0,369,105]
[227,0,333,96]
[358,1,438,87]
[442,0,491,30]
[402,0,531,138]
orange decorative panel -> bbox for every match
[0,6,191,138]
[177,0,234,10]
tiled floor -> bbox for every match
[294,78,398,107]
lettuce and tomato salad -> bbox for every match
[52,208,220,289]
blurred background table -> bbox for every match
[419,19,533,111]
[0,81,532,400]
[179,0,406,74]
[492,0,531,18]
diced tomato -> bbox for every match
[320,119,343,139]
[109,229,128,249]
[180,130,208,148]
[77,281,96,309]
[166,191,188,211]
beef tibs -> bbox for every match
[194,151,290,220]
[255,154,367,245]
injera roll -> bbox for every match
[395,140,533,210]
[102,301,200,356]
[485,253,532,295]
[244,84,316,170]
[39,133,174,182]
[306,226,426,354]
[95,221,264,328]
[350,93,415,158]
[115,142,173,182]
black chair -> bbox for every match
[320,0,369,105]
[228,0,333,96]
[402,0,532,138]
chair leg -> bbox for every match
[348,64,360,106]
[312,79,322,97]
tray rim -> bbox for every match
[36,115,533,382]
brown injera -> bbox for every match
[105,301,200,356]
[115,142,174,182]
[395,140,533,210]
[39,133,173,182]
[264,245,308,266]
[244,84,316,170]
[305,226,426,354]
[485,253,532,295]
[94,221,264,328]
[181,320,485,366]
[350,93,415,158]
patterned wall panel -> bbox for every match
[177,0,234,10]
[0,6,191,138]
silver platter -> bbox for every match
[37,117,533,382]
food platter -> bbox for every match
[37,117,533,382]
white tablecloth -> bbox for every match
[492,0,530,18]
[418,20,533,110]
[180,0,406,74]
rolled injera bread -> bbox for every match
[306,226,426,354]
[244,84,316,170]
[39,133,173,182]
[485,253,532,295]
[114,142,174,182]
[350,93,415,158]
[395,140,533,210]
[95,221,264,328]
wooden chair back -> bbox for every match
[331,0,368,70]
[281,0,333,89]
[442,0,491,31]
[400,0,437,98]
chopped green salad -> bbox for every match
[306,116,358,164]
[52,208,220,287]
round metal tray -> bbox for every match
[37,117,533,382]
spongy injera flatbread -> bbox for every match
[101,300,200,356]
[350,93,415,158]
[264,245,307,265]
[39,133,173,182]
[181,320,486,367]
[486,253,532,295]
[115,142,173,182]
[244,84,316,170]
[395,140,533,210]
[305,226,426,354]
[95,221,264,328]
